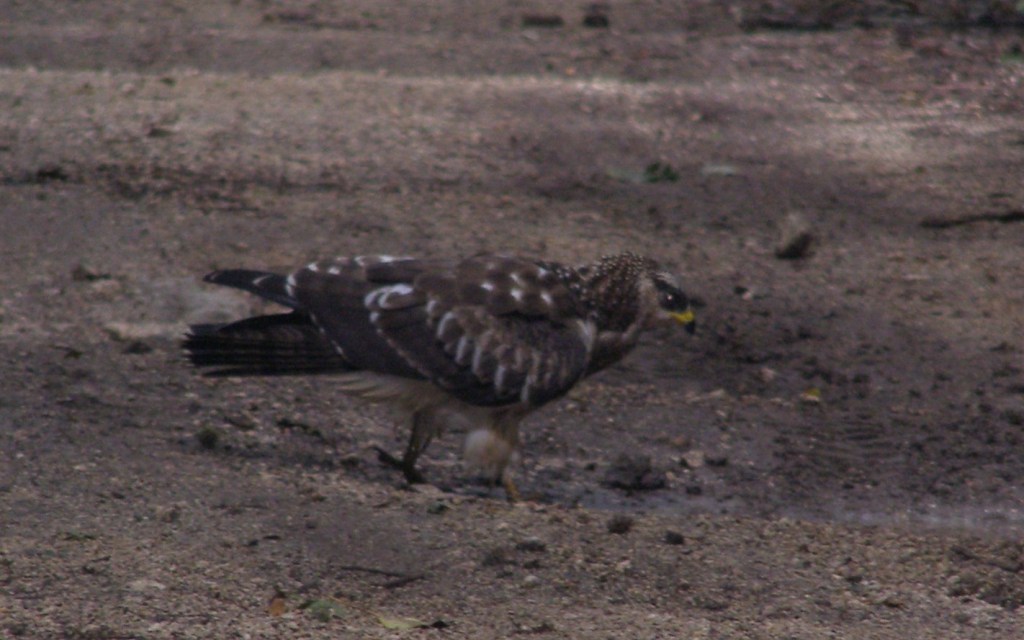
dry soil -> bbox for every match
[2,2,1024,638]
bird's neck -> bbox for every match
[576,253,651,332]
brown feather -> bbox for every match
[184,251,693,492]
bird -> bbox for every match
[183,251,695,500]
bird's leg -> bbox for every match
[399,428,433,484]
[502,474,522,503]
[497,415,523,502]
[464,413,522,502]
[375,411,433,484]
[374,447,423,483]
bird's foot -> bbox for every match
[374,446,426,484]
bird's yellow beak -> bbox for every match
[670,309,696,334]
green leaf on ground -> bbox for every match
[301,599,348,622]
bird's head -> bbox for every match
[651,272,696,334]
[576,252,696,335]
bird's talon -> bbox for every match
[374,445,402,467]
[503,476,522,503]
[402,467,426,485]
[374,446,426,484]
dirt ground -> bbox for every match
[2,1,1024,638]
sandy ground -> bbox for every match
[2,2,1024,638]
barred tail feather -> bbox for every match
[184,312,351,376]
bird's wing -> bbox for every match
[290,254,596,406]
[203,269,297,308]
[284,255,443,379]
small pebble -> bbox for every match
[607,514,634,535]
[156,504,181,524]
[426,501,448,515]
[602,453,666,491]
[775,211,815,260]
[195,427,219,449]
[123,341,153,355]
[127,579,167,593]
[481,547,509,567]
[680,450,705,469]
[522,14,564,28]
[71,263,107,282]
[516,536,547,552]
[705,454,729,467]
[582,4,610,28]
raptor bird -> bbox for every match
[184,252,695,499]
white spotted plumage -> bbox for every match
[455,335,472,364]
[375,283,414,308]
[436,311,456,339]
